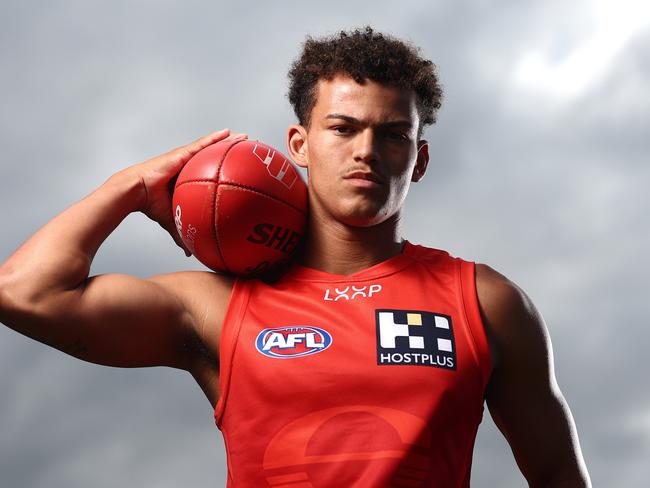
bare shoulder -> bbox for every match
[474,262,557,423]
[474,263,549,371]
[147,270,235,363]
[474,265,591,485]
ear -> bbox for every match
[411,140,429,182]
[286,124,309,168]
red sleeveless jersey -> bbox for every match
[215,241,492,487]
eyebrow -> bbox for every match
[324,113,413,129]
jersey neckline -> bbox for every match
[281,240,417,282]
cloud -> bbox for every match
[1,1,648,487]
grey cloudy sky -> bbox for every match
[1,0,648,486]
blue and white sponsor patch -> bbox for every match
[255,326,332,358]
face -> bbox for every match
[287,75,429,228]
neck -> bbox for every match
[296,212,405,276]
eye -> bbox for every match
[386,131,409,142]
[332,126,354,135]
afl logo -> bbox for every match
[255,326,332,359]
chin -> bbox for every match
[311,193,397,228]
[335,207,393,228]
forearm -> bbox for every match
[0,169,143,305]
[537,475,591,488]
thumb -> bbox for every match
[160,217,192,257]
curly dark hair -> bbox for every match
[287,26,443,138]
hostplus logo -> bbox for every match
[375,309,456,370]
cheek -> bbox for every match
[307,148,341,186]
[386,172,412,204]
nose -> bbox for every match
[352,128,380,164]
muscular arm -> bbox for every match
[476,264,591,488]
[0,131,235,370]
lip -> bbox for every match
[345,178,382,189]
[343,171,384,185]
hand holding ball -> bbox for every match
[172,138,307,277]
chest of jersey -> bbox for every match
[215,246,491,487]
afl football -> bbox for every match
[172,138,307,277]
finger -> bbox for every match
[165,130,244,172]
[225,132,248,141]
[157,131,221,173]
[168,129,230,161]
[160,218,192,257]
[174,129,245,159]
[156,191,190,255]
[184,129,231,154]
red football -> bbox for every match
[172,138,308,277]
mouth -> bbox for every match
[343,171,384,186]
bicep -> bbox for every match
[76,273,195,368]
[478,264,589,486]
[15,273,195,369]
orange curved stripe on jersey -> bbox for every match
[263,405,431,469]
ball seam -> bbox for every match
[212,139,244,273]
[176,179,307,216]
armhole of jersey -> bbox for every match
[214,277,252,428]
[458,260,492,395]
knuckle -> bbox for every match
[169,150,188,165]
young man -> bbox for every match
[0,28,590,487]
